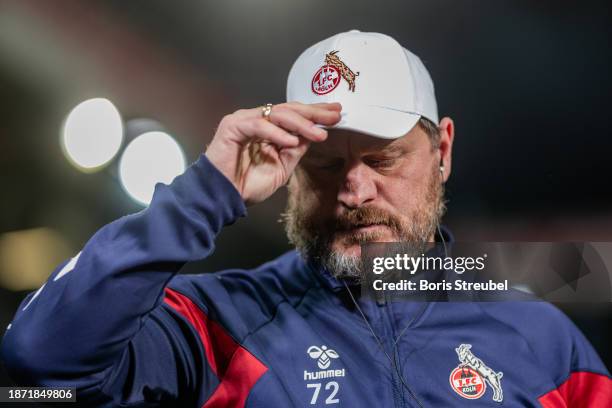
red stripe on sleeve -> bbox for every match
[163,288,268,407]
[538,371,612,408]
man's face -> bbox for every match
[284,122,448,280]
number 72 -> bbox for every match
[306,381,339,405]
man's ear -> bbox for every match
[438,117,455,182]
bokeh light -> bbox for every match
[61,98,123,171]
[118,131,186,205]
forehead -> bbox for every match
[306,125,425,157]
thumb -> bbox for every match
[279,138,311,178]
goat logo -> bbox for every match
[450,344,504,403]
[311,51,359,95]
[307,345,339,369]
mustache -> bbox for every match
[331,206,403,234]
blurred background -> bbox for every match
[0,0,610,390]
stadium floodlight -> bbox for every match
[61,98,124,171]
[118,131,186,206]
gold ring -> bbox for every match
[261,103,273,121]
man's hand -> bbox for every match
[205,102,341,205]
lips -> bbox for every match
[344,224,387,233]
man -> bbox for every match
[1,30,610,407]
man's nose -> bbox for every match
[336,163,377,209]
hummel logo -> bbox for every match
[307,345,339,369]
[304,345,345,404]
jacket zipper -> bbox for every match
[377,294,408,407]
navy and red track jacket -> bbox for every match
[1,155,611,407]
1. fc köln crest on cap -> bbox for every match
[450,344,504,403]
[311,50,359,95]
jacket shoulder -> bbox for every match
[164,251,319,335]
[479,301,609,381]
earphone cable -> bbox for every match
[342,280,425,408]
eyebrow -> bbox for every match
[305,142,407,159]
[373,144,406,156]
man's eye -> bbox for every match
[316,160,343,171]
[366,158,396,168]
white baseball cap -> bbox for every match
[286,30,439,139]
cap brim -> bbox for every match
[325,104,421,139]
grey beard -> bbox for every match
[302,228,434,284]
[282,163,446,284]
[320,250,362,282]
[283,217,438,284]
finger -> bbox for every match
[294,102,342,111]
[280,138,311,175]
[237,118,300,148]
[247,141,278,166]
[237,103,341,127]
[284,102,342,126]
[268,107,328,142]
